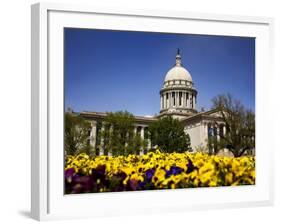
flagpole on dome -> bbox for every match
[176,48,182,66]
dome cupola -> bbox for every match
[159,49,198,118]
[164,49,193,85]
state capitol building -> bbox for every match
[79,50,228,156]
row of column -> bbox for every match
[161,91,196,110]
[206,123,226,139]
[89,121,151,156]
[134,126,151,155]
[205,123,226,154]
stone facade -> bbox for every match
[80,111,156,156]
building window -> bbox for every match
[190,94,193,108]
[172,92,175,106]
[166,93,169,107]
[219,124,224,138]
[186,93,189,106]
[179,92,182,106]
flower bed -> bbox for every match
[64,150,255,194]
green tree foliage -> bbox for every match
[209,93,255,157]
[148,116,191,153]
[126,133,148,156]
[64,112,92,155]
[100,111,146,156]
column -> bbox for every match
[183,91,186,108]
[177,91,180,107]
[140,127,145,155]
[162,94,165,109]
[160,94,163,110]
[177,91,179,107]
[187,93,190,109]
[163,94,165,109]
[168,92,170,107]
[169,92,171,107]
[216,125,220,142]
[147,138,151,152]
[164,93,167,109]
[222,125,227,153]
[211,124,215,154]
[193,95,196,109]
[174,91,177,107]
[108,126,113,156]
[90,121,97,155]
[173,92,176,107]
[179,91,182,107]
[207,123,214,154]
[100,123,104,156]
[204,123,208,148]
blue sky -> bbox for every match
[64,28,255,116]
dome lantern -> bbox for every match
[175,48,182,66]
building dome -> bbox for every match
[164,49,192,83]
[164,66,192,82]
[160,49,197,117]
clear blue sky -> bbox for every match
[65,28,255,116]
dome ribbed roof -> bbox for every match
[164,49,192,83]
[164,65,192,82]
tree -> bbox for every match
[148,116,191,153]
[209,93,255,157]
[64,112,92,155]
[101,111,146,156]
[126,133,148,155]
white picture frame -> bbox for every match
[31,2,274,221]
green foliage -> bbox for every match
[64,112,92,156]
[100,111,146,156]
[209,93,255,157]
[148,116,191,153]
[126,134,147,155]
